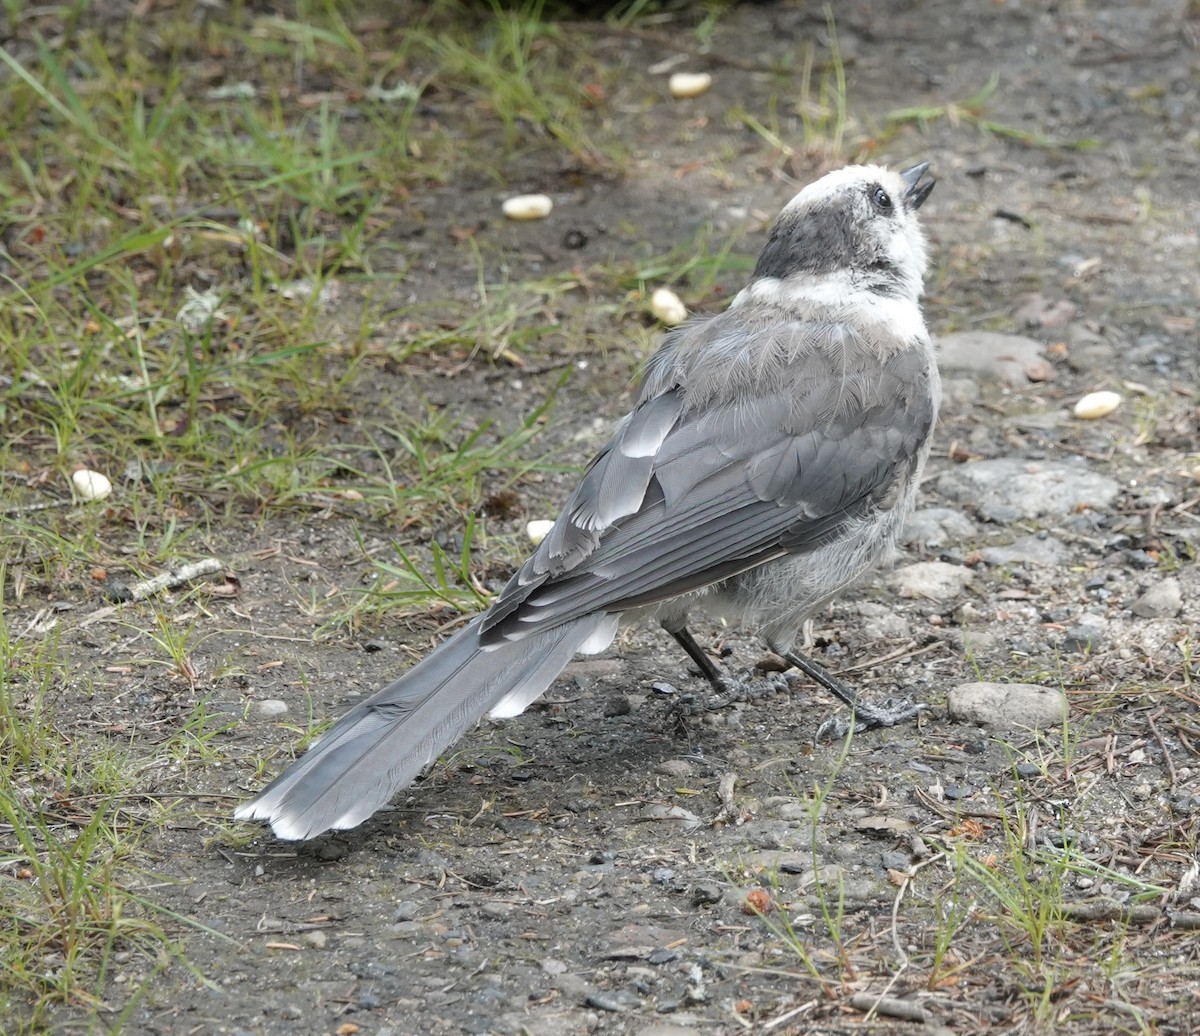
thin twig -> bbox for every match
[1146,708,1178,794]
[79,558,227,627]
[848,992,929,1023]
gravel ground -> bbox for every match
[21,1,1200,1033]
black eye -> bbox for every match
[870,186,893,212]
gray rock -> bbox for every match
[936,331,1051,386]
[554,972,598,1004]
[481,901,514,919]
[1014,293,1077,329]
[953,630,1002,656]
[587,990,637,1012]
[947,682,1067,730]
[937,458,1120,519]
[1131,578,1183,619]
[253,698,288,717]
[901,506,978,548]
[1062,616,1106,653]
[888,561,975,601]
[979,535,1069,566]
[855,601,912,640]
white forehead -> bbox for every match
[780,163,905,216]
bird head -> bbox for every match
[751,163,935,303]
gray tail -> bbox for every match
[235,613,605,840]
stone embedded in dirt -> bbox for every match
[1062,615,1107,653]
[979,534,1069,566]
[936,458,1120,519]
[638,1025,704,1036]
[1014,293,1078,329]
[855,601,912,641]
[603,694,632,717]
[655,758,694,778]
[887,561,974,601]
[317,841,348,861]
[301,930,327,949]
[855,815,915,836]
[553,972,598,1005]
[639,804,701,830]
[753,652,788,672]
[481,901,514,919]
[936,331,1052,386]
[587,990,638,1013]
[900,506,977,548]
[1130,578,1183,619]
[947,682,1067,730]
[253,698,288,717]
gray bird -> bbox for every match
[237,162,940,841]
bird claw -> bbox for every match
[815,698,928,741]
[703,672,790,710]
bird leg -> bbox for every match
[774,646,927,735]
[665,623,925,735]
[665,625,790,714]
[667,625,728,691]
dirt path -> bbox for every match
[23,2,1200,1033]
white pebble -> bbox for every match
[526,519,555,546]
[1073,390,1121,420]
[71,468,112,502]
[501,194,552,221]
[650,287,687,326]
[254,699,289,717]
[669,72,712,99]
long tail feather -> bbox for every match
[235,613,606,840]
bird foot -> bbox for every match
[705,672,792,710]
[815,697,928,740]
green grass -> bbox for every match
[0,0,638,1021]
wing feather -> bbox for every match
[480,317,936,646]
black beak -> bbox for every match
[900,162,935,210]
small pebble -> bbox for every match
[71,468,113,502]
[1073,390,1121,419]
[480,901,514,919]
[254,699,289,717]
[301,930,327,950]
[526,519,555,546]
[501,193,553,221]
[1131,578,1183,619]
[669,72,712,98]
[650,287,687,325]
[317,841,348,862]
